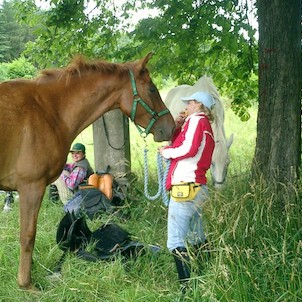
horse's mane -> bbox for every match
[37,56,129,82]
[194,76,221,104]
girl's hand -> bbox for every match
[159,146,166,155]
[175,110,187,128]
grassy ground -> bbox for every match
[0,101,301,302]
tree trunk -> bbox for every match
[93,110,131,181]
[253,0,301,199]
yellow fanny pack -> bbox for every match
[171,182,201,202]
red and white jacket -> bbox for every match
[162,112,215,191]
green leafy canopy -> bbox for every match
[12,0,258,120]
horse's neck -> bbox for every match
[212,109,227,143]
[52,72,128,139]
[213,121,227,143]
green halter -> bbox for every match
[129,70,170,137]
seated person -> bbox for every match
[52,143,94,204]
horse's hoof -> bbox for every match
[19,284,41,293]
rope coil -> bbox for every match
[143,147,170,206]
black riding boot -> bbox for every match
[49,184,59,202]
[172,247,191,291]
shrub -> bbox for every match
[6,56,37,79]
[0,63,8,80]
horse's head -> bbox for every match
[210,134,234,188]
[123,52,175,142]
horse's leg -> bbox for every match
[17,182,46,290]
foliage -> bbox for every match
[0,0,36,62]
[4,56,37,79]
[0,13,10,62]
[125,0,258,121]
[0,57,37,80]
[9,0,258,120]
[0,62,8,80]
[14,0,124,67]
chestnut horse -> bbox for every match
[164,76,234,188]
[0,52,175,290]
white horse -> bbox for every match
[164,76,234,188]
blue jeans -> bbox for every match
[167,185,208,251]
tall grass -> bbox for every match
[0,103,301,302]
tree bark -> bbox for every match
[93,110,131,181]
[253,0,301,199]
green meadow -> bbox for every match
[0,97,301,302]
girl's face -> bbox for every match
[70,151,85,162]
[185,100,200,116]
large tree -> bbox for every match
[253,0,301,199]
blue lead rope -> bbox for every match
[162,157,171,206]
[143,148,170,206]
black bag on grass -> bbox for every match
[64,187,126,220]
[56,211,92,252]
[81,188,115,220]
[54,212,152,272]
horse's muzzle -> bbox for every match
[153,126,175,142]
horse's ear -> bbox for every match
[141,52,154,68]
